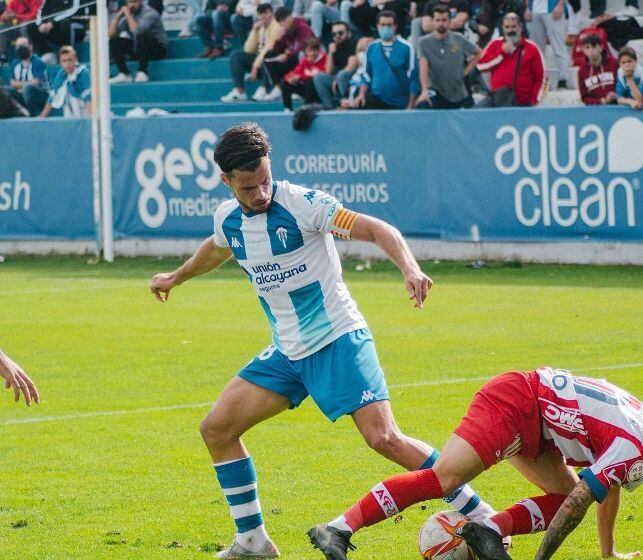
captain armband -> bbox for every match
[329,208,359,240]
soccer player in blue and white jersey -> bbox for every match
[150,123,495,559]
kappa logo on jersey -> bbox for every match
[496,433,522,462]
[628,460,643,483]
[231,236,243,249]
[304,191,316,204]
[360,390,375,404]
[372,483,399,517]
[540,398,588,435]
[276,227,288,249]
[602,463,628,485]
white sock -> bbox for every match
[466,499,497,522]
[328,515,353,534]
[483,518,503,535]
[237,525,270,551]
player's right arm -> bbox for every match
[150,236,233,302]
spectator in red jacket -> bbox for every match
[578,33,618,105]
[262,6,315,102]
[281,36,326,110]
[476,12,546,107]
[0,0,42,60]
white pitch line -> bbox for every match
[2,362,641,427]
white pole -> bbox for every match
[89,15,102,257]
[96,0,114,262]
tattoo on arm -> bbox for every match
[534,480,596,560]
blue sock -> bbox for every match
[419,450,488,518]
[214,456,264,534]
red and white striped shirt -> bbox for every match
[533,368,642,502]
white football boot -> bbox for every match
[215,536,280,558]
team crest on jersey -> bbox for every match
[276,227,288,248]
[628,460,643,483]
[540,398,587,435]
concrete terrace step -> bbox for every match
[118,57,231,80]
[111,100,288,114]
[109,78,258,103]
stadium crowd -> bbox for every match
[0,0,642,116]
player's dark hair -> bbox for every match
[582,33,602,47]
[274,6,292,22]
[377,10,397,24]
[618,46,637,61]
[214,122,271,175]
[257,3,273,13]
[431,4,450,16]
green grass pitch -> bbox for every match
[0,256,641,560]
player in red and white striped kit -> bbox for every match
[308,368,642,560]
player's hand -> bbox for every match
[150,272,179,302]
[404,267,432,308]
[0,352,39,406]
[603,551,641,559]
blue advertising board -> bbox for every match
[0,118,94,239]
[432,107,643,242]
[111,111,439,239]
[2,107,641,243]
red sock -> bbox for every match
[487,494,567,537]
[343,469,444,532]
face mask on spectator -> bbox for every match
[16,46,31,60]
[378,26,394,41]
[506,32,520,44]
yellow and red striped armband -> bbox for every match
[330,208,359,240]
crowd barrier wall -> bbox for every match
[1,107,642,248]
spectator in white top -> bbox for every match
[524,0,568,89]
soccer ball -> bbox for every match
[418,510,477,560]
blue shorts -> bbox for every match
[238,328,389,421]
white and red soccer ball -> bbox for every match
[418,510,477,560]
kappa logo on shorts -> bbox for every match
[360,390,375,404]
[371,483,399,517]
[540,398,587,435]
[602,463,628,485]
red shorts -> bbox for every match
[454,371,542,469]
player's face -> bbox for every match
[434,13,450,33]
[619,55,636,73]
[224,157,273,214]
[61,53,77,74]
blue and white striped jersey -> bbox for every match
[213,180,367,360]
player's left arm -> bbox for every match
[597,486,641,559]
[534,479,596,560]
[348,213,432,308]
